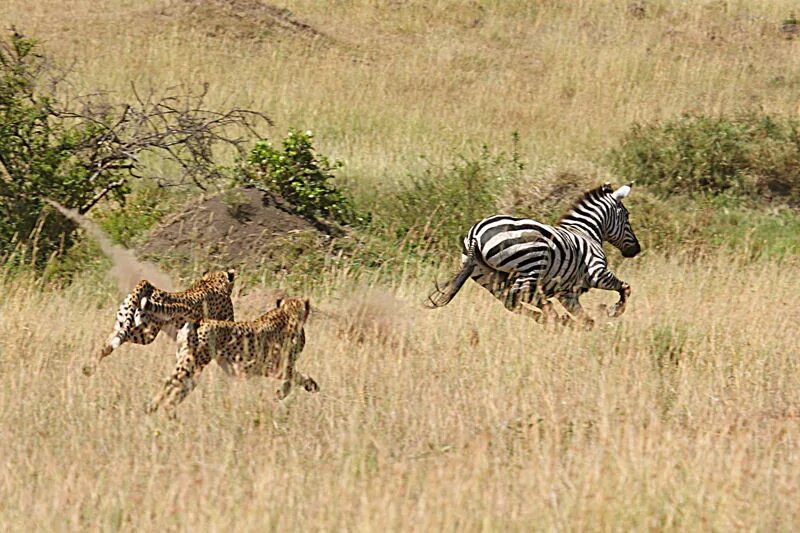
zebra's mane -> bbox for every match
[557,183,614,225]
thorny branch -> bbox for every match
[0,29,273,261]
[56,83,272,212]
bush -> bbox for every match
[1,33,101,260]
[95,184,173,247]
[372,136,524,255]
[241,129,359,225]
[608,112,800,203]
[0,30,270,266]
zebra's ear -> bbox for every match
[612,184,632,200]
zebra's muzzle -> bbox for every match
[621,242,641,258]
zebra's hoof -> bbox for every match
[607,304,626,318]
[276,381,292,400]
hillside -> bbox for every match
[3,0,800,187]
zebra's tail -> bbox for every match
[425,239,479,309]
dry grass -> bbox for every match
[1,254,800,530]
[2,1,800,530]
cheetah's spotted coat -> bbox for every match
[142,297,318,413]
[85,269,235,375]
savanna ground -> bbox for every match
[2,0,800,530]
[2,256,800,530]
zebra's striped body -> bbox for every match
[427,184,641,326]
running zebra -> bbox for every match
[426,183,641,327]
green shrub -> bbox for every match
[241,129,359,225]
[608,112,800,203]
[648,322,690,371]
[623,190,800,259]
[702,203,800,259]
[95,184,173,247]
[372,136,524,255]
[0,33,115,261]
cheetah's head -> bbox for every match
[276,297,312,324]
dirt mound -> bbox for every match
[152,0,328,42]
[139,187,334,269]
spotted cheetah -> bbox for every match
[142,296,318,414]
[84,269,235,376]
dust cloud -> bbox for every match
[45,200,176,294]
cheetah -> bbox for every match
[142,296,318,414]
[84,269,236,375]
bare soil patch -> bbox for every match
[139,187,334,270]
[152,0,329,42]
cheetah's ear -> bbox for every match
[276,298,284,308]
[226,269,235,283]
[305,299,311,315]
[612,183,632,200]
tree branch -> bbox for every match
[78,179,127,214]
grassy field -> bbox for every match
[2,254,800,530]
[3,0,800,187]
[2,0,800,530]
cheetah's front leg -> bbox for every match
[83,325,161,376]
[275,363,320,399]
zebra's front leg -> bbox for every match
[588,269,631,318]
[606,282,631,318]
[557,293,595,330]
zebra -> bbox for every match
[426,183,641,327]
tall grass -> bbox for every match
[1,253,799,530]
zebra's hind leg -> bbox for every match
[507,297,560,324]
[502,278,561,324]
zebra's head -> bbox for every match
[605,184,641,258]
[559,183,641,257]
